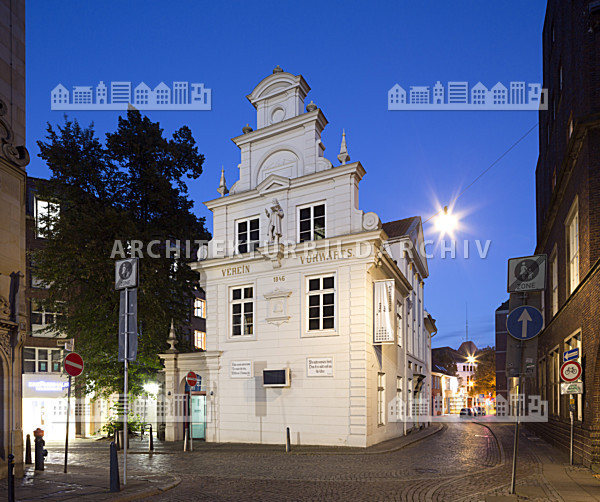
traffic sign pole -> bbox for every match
[570,396,574,465]
[64,375,71,473]
[123,287,129,485]
[62,352,83,474]
[184,372,197,452]
[510,292,528,495]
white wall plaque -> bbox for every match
[307,357,334,377]
[230,360,253,379]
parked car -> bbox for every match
[474,406,486,416]
[460,407,474,416]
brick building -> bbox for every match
[494,300,509,401]
[528,0,600,467]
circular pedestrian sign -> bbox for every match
[506,305,544,340]
[63,352,84,377]
[186,371,198,387]
[560,361,582,383]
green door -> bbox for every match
[190,394,206,440]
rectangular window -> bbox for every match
[35,197,59,238]
[51,350,62,372]
[38,349,48,372]
[377,372,385,426]
[23,348,36,373]
[236,217,260,254]
[299,204,325,242]
[539,357,547,402]
[396,376,403,421]
[566,200,579,294]
[396,301,403,347]
[194,330,206,350]
[231,286,254,337]
[194,298,206,318]
[550,348,560,416]
[551,250,558,316]
[307,275,335,331]
[23,348,63,373]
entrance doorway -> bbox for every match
[190,393,206,440]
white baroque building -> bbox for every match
[160,68,436,447]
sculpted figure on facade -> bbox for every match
[265,198,284,243]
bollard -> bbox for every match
[7,454,14,502]
[286,427,291,453]
[148,425,154,452]
[109,442,120,492]
[25,434,32,464]
[34,429,47,471]
[115,429,120,450]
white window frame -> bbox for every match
[304,273,336,335]
[297,202,326,243]
[229,285,255,339]
[377,372,385,426]
[550,247,558,316]
[235,216,260,254]
[396,300,403,347]
[566,197,579,295]
[35,197,59,238]
[194,298,206,318]
[194,330,206,350]
[31,301,62,336]
[23,347,63,373]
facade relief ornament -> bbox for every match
[0,295,10,319]
[362,212,382,231]
[264,288,292,326]
[0,99,29,168]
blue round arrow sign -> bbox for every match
[506,305,544,340]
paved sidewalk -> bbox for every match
[105,423,444,456]
[0,460,179,501]
[483,424,600,502]
[0,425,442,501]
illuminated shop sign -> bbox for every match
[27,380,70,392]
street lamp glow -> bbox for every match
[143,382,159,395]
[468,356,475,364]
[435,206,458,236]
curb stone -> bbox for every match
[112,474,181,502]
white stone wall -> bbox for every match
[161,70,433,447]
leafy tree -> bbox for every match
[473,347,496,396]
[34,110,210,397]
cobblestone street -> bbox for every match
[4,420,599,501]
[80,422,507,501]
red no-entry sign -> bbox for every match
[560,361,582,383]
[63,352,84,377]
[186,371,198,387]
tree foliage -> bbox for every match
[34,110,210,397]
[473,346,496,396]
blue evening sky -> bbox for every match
[25,0,547,350]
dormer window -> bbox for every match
[299,204,325,242]
[236,217,260,254]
